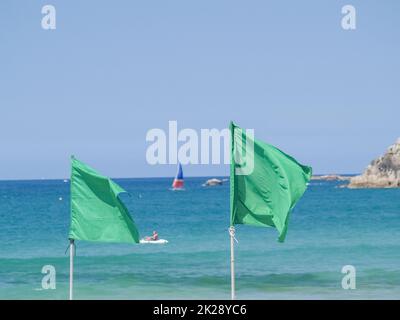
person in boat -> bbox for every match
[145,230,159,241]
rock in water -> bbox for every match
[349,138,400,188]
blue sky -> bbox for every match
[0,1,399,179]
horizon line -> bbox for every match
[0,173,359,182]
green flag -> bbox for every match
[69,156,140,244]
[230,122,312,242]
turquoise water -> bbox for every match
[0,177,399,299]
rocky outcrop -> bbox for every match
[348,138,400,188]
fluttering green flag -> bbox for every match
[69,156,140,244]
[230,122,312,242]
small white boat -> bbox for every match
[140,239,168,244]
[203,178,223,186]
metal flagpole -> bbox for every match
[229,226,236,300]
[69,239,75,300]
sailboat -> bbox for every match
[171,162,184,190]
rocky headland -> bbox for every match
[348,138,400,188]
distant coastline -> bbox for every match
[311,174,354,181]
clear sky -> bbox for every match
[0,0,399,179]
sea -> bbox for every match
[0,177,399,300]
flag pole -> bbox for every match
[229,226,235,300]
[69,239,75,300]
